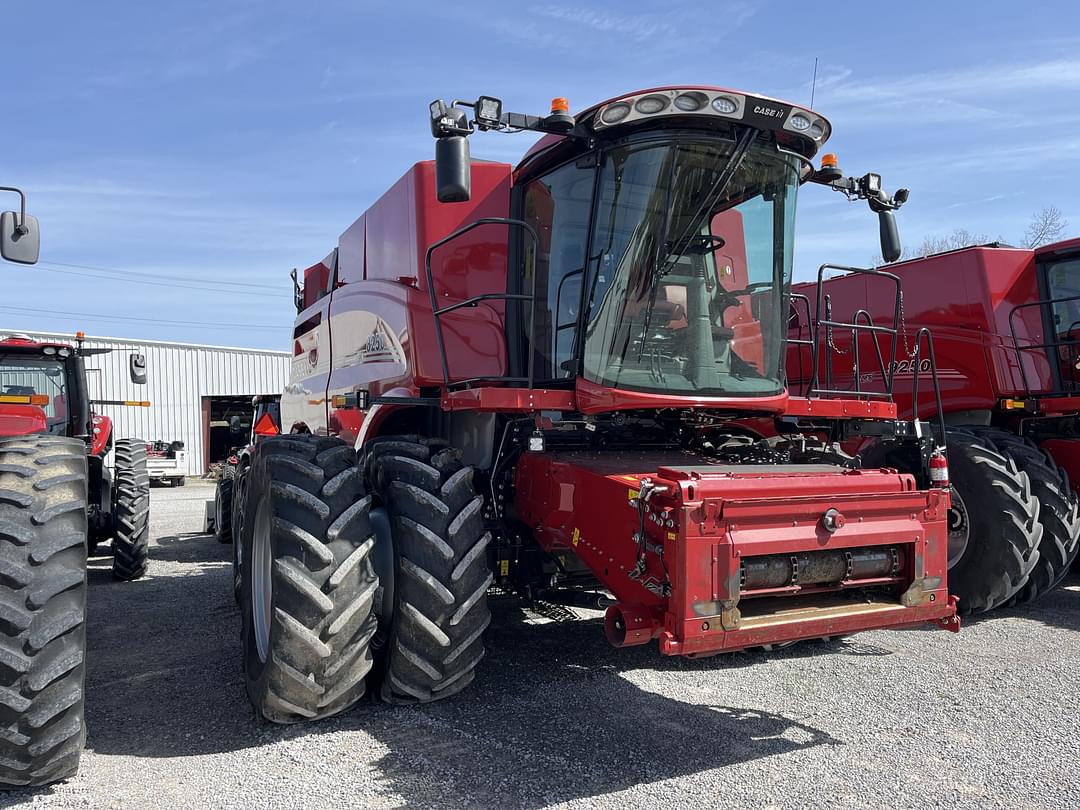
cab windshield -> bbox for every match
[0,353,71,432]
[580,136,799,396]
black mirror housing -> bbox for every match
[879,210,902,263]
[0,212,39,265]
[129,353,147,384]
[436,136,471,203]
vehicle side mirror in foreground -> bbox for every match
[435,136,471,203]
[879,210,902,264]
[0,211,39,265]
[129,353,147,384]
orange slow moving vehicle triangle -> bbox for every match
[253,412,278,436]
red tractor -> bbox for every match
[791,236,1080,613]
[0,189,151,786]
[229,86,958,725]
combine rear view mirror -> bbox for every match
[0,211,39,265]
[129,353,147,384]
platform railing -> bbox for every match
[424,218,540,389]
[1008,294,1080,397]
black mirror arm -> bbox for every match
[0,187,27,233]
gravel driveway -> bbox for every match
[5,483,1079,809]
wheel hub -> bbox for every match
[946,485,970,570]
[252,494,274,664]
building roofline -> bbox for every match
[0,327,290,356]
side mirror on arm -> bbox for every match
[878,209,902,264]
[435,136,472,203]
[0,211,39,265]
[129,353,147,384]
[0,187,40,265]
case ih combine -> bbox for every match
[224,86,960,725]
[0,190,151,786]
[792,238,1080,612]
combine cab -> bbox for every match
[794,239,1080,611]
[232,87,957,725]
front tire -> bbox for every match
[240,436,378,723]
[945,429,1042,614]
[364,437,491,703]
[111,439,150,581]
[0,436,88,787]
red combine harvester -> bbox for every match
[792,238,1080,612]
[231,87,957,724]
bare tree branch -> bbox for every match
[1022,206,1067,248]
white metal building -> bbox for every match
[3,329,290,476]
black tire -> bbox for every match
[240,436,378,723]
[971,428,1080,604]
[945,428,1041,614]
[173,477,186,488]
[111,439,150,581]
[231,462,249,605]
[364,436,491,704]
[215,466,235,544]
[0,435,88,787]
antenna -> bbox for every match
[810,57,819,108]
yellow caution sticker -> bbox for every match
[628,488,639,503]
[667,532,677,541]
[499,559,510,577]
[571,528,580,547]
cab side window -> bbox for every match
[521,160,595,381]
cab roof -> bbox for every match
[517,85,832,173]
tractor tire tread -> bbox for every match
[970,427,1080,603]
[111,439,150,581]
[0,435,87,787]
[241,436,378,724]
[945,428,1041,614]
[367,437,489,705]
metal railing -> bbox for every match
[424,218,539,389]
[1008,294,1080,396]
[806,264,901,400]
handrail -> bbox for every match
[909,327,948,448]
[1008,293,1080,395]
[424,217,540,389]
[807,264,902,400]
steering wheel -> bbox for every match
[672,234,727,257]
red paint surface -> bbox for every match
[0,405,47,436]
[514,451,953,655]
[90,415,111,456]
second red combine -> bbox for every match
[229,86,958,722]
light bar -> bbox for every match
[0,394,49,406]
[591,87,831,147]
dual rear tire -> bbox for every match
[941,427,1079,613]
[238,435,491,722]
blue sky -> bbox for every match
[2,0,1078,349]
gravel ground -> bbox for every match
[4,482,1079,809]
